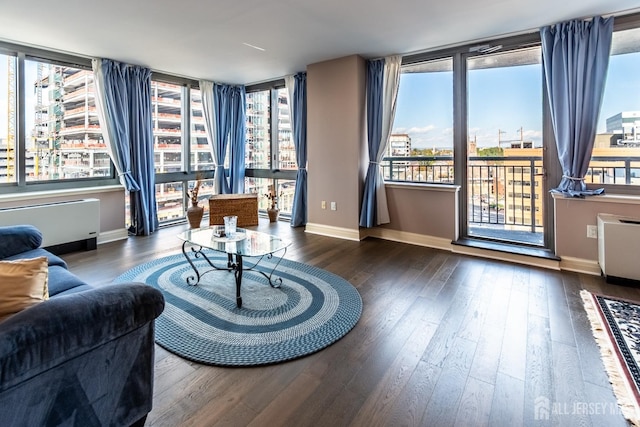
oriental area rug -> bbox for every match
[581,290,640,426]
[114,253,362,366]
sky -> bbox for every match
[393,52,640,150]
[0,50,639,148]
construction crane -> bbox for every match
[6,57,15,181]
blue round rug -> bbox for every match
[114,252,362,366]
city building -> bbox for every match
[606,111,640,146]
[387,133,411,157]
[0,66,296,221]
[502,146,544,232]
[245,89,297,212]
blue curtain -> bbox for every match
[94,59,157,235]
[212,84,246,194]
[359,59,384,227]
[541,16,614,197]
[290,72,307,227]
[229,86,246,194]
[92,59,140,192]
[213,85,232,194]
[199,80,217,186]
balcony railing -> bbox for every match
[382,156,455,184]
[585,156,640,185]
[382,155,640,233]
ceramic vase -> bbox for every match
[267,205,280,223]
[186,203,204,229]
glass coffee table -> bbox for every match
[177,226,291,308]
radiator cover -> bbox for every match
[597,213,640,284]
[0,198,100,253]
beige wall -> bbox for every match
[554,194,640,261]
[307,55,366,232]
[381,184,459,240]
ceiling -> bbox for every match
[0,0,638,85]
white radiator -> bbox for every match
[597,213,640,283]
[0,198,100,249]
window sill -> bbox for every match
[0,185,123,203]
[551,192,640,205]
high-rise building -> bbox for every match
[606,111,640,146]
[388,134,411,157]
[2,67,298,220]
[25,65,109,181]
[245,89,296,212]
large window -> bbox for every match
[152,81,183,174]
[245,85,297,215]
[190,88,214,171]
[588,25,640,187]
[0,54,109,183]
[246,90,271,170]
[276,88,296,170]
[390,58,453,183]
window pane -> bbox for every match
[276,88,297,170]
[277,179,296,215]
[190,88,213,171]
[245,177,294,216]
[156,182,184,223]
[1,55,16,183]
[25,60,107,180]
[152,81,182,173]
[246,177,270,210]
[390,58,453,183]
[246,90,270,169]
[592,27,640,186]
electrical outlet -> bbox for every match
[321,200,326,209]
[587,225,598,239]
[330,202,337,211]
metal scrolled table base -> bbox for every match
[181,241,287,308]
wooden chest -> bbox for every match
[208,193,259,227]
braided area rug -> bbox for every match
[114,252,362,366]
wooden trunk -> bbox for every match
[208,194,259,227]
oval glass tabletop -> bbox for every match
[177,226,290,257]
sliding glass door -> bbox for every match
[464,46,547,247]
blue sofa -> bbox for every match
[0,225,165,426]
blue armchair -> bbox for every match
[0,225,164,426]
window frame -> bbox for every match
[399,14,640,198]
[0,42,120,194]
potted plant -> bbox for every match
[186,177,204,228]
[264,190,283,222]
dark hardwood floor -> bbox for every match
[63,219,639,427]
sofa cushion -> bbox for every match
[6,249,68,269]
[0,225,43,260]
[47,266,90,297]
[0,257,49,322]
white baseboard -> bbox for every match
[304,223,362,241]
[304,223,598,275]
[363,227,452,252]
[98,228,129,245]
[559,256,601,276]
